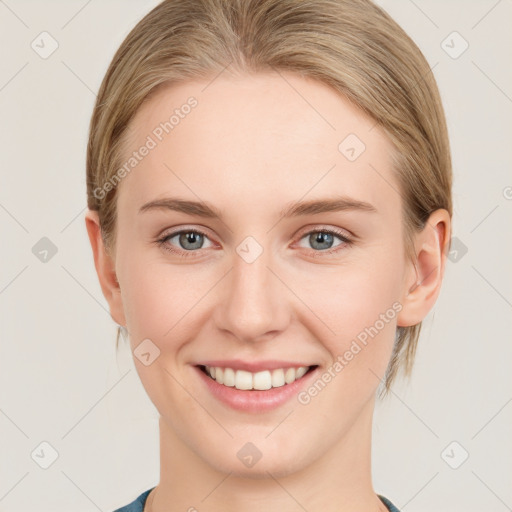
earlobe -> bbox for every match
[397,209,451,327]
[84,210,126,327]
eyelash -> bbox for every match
[156,227,353,259]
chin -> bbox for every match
[207,453,307,479]
[194,434,314,479]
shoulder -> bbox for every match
[378,494,401,512]
[112,487,155,512]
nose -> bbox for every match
[213,243,290,344]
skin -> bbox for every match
[85,71,450,512]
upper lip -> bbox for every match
[195,359,316,372]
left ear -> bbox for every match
[397,208,451,327]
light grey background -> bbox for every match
[1,1,511,511]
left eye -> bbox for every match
[297,229,352,252]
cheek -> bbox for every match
[121,267,168,338]
[294,280,399,416]
[119,249,218,345]
[302,261,401,338]
[295,253,403,383]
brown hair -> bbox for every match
[86,0,452,395]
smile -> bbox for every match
[199,364,315,390]
[194,359,320,412]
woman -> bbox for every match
[84,0,452,510]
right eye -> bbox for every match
[157,229,214,257]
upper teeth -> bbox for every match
[204,366,310,390]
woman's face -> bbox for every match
[106,72,418,476]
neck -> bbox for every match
[148,397,387,512]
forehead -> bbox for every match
[117,71,399,219]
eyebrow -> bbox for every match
[138,196,377,219]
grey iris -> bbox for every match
[309,232,334,250]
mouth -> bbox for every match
[197,364,318,390]
[194,363,319,412]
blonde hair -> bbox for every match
[86,0,452,395]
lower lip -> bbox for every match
[194,366,319,413]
